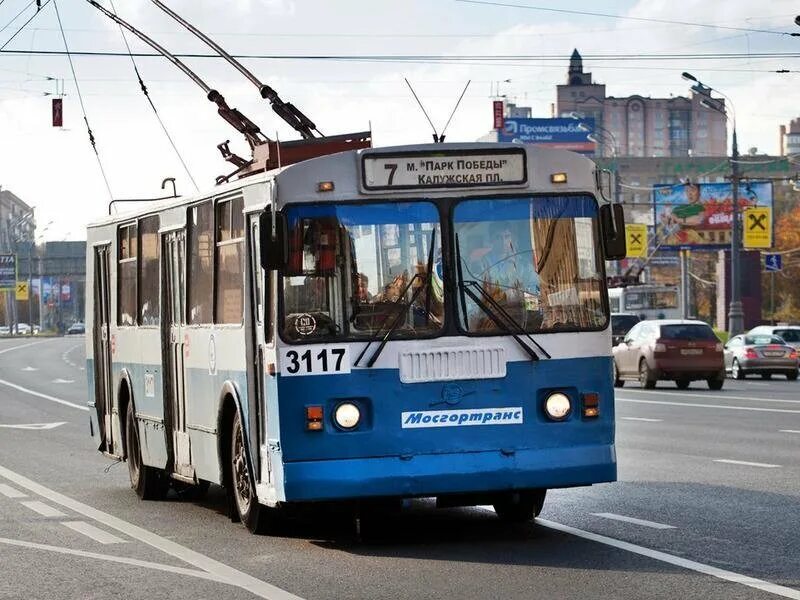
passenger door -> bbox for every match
[163,230,194,479]
[245,215,271,485]
[92,245,114,453]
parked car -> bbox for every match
[0,325,9,336]
[612,319,725,390]
[611,312,641,347]
[66,322,85,335]
[724,334,799,380]
[746,325,800,350]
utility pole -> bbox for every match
[728,128,744,336]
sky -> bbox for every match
[0,0,797,240]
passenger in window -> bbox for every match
[355,273,373,303]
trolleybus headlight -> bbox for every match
[544,392,571,421]
[334,402,361,430]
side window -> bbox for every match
[215,197,244,324]
[138,216,160,326]
[188,202,214,324]
[117,223,137,326]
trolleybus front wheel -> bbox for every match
[125,402,168,500]
[493,489,546,523]
[230,411,270,534]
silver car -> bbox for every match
[723,334,799,381]
[747,325,800,350]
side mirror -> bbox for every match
[599,203,626,261]
[259,210,288,270]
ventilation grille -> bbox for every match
[399,346,506,383]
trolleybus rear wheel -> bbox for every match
[230,411,269,534]
[493,489,546,523]
[125,402,167,500]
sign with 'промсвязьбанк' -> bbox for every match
[361,149,527,191]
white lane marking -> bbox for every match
[779,430,800,434]
[21,366,38,371]
[617,398,800,414]
[713,459,781,468]
[617,389,800,405]
[591,513,676,530]
[620,417,663,422]
[0,537,228,584]
[536,518,800,600]
[745,382,770,387]
[61,521,126,545]
[0,341,45,356]
[0,483,26,498]
[20,500,67,517]
[52,379,75,384]
[0,422,66,430]
[0,378,88,412]
[0,464,304,600]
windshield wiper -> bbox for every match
[454,234,549,361]
[354,229,437,368]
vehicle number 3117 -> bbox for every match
[281,346,351,377]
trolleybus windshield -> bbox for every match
[453,194,607,334]
[280,201,443,342]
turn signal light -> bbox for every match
[582,392,600,418]
[306,406,324,431]
[317,181,335,192]
[789,350,798,359]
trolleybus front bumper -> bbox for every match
[281,443,616,502]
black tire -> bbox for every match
[493,489,547,523]
[707,373,725,391]
[639,360,656,389]
[125,402,168,500]
[731,359,745,380]
[787,371,798,381]
[613,361,624,388]
[230,411,270,534]
[761,373,772,380]
[676,378,690,390]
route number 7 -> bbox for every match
[384,163,398,185]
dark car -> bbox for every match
[724,334,799,380]
[612,319,725,390]
[611,313,641,347]
[66,322,85,335]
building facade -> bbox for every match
[556,49,728,158]
[779,118,800,156]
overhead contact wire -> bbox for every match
[53,0,114,201]
[108,0,198,192]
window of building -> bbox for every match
[117,223,137,326]
[188,201,214,324]
[138,216,160,326]
[215,197,245,324]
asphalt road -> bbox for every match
[1,336,798,600]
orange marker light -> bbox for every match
[306,406,324,431]
[582,393,599,418]
[318,181,335,192]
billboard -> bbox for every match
[497,118,596,154]
[653,181,773,249]
[0,254,16,290]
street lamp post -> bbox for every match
[682,72,744,336]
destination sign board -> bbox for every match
[361,148,527,191]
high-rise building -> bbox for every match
[0,188,35,244]
[556,49,728,158]
[779,118,800,156]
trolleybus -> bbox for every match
[608,283,681,321]
[86,142,626,532]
